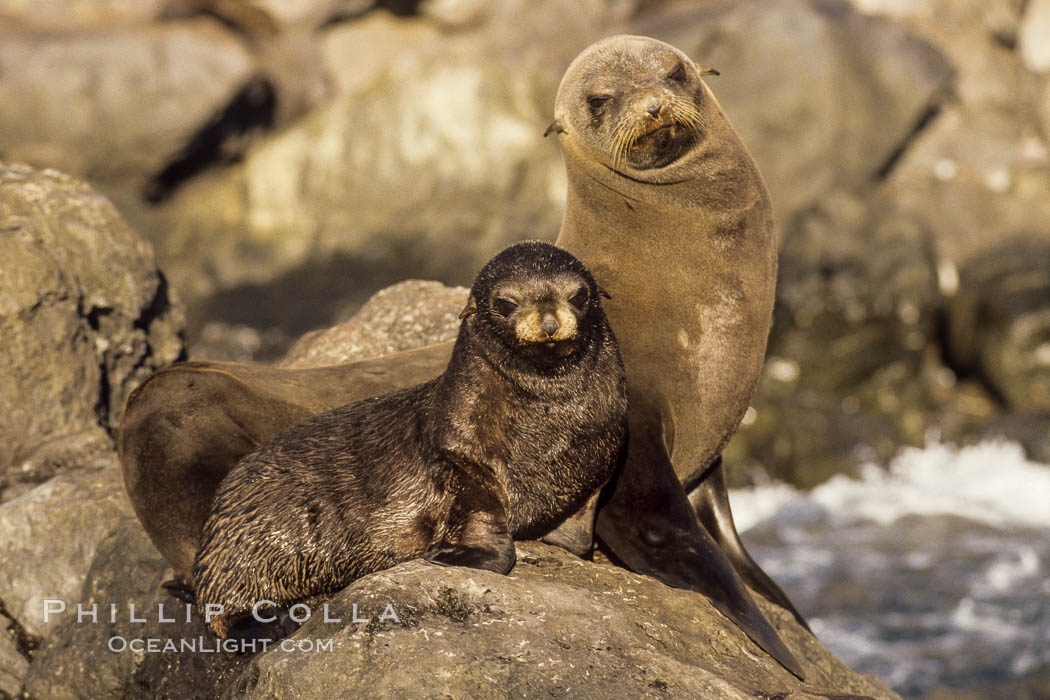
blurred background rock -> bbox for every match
[5,0,1046,488]
[2,0,1049,696]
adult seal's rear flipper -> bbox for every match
[691,457,811,631]
[595,420,805,681]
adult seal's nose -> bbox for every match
[645,98,662,118]
[541,314,560,338]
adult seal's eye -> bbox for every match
[668,62,686,83]
[587,95,611,111]
[568,288,589,310]
[494,299,518,317]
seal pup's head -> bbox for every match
[460,241,610,368]
[548,35,719,180]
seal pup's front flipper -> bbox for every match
[690,457,811,632]
[424,463,516,575]
[595,422,805,681]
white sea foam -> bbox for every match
[730,440,1050,531]
[730,439,1050,696]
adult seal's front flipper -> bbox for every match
[691,457,811,632]
[595,424,806,681]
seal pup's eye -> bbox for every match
[587,95,612,111]
[494,298,518,317]
[668,62,687,83]
[568,288,589,310]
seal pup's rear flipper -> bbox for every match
[540,491,600,558]
[690,457,811,632]
[161,577,197,604]
[595,428,806,681]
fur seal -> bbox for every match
[119,36,806,677]
[192,242,627,638]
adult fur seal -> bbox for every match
[119,36,806,677]
[193,241,627,638]
[547,35,804,676]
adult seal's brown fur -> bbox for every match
[119,36,806,678]
[192,242,627,638]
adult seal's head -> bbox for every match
[547,35,721,185]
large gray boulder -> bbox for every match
[0,457,136,640]
[0,163,184,489]
[157,23,566,308]
[281,280,467,368]
[0,23,254,189]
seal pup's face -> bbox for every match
[463,241,606,366]
[549,35,714,176]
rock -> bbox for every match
[1019,0,1050,73]
[863,0,1050,268]
[0,609,29,699]
[946,237,1050,414]
[158,36,565,336]
[321,10,446,95]
[631,0,954,224]
[233,544,897,698]
[281,280,467,368]
[0,163,184,483]
[0,22,254,190]
[725,193,941,487]
[24,541,899,698]
[0,0,166,30]
[0,454,137,640]
[21,522,235,700]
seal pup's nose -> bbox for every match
[540,314,560,338]
[645,99,662,118]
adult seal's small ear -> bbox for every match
[697,64,720,77]
[543,119,565,137]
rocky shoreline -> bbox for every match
[2,0,1049,696]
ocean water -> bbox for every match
[731,440,1050,697]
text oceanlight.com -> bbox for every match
[42,599,402,654]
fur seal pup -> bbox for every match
[119,36,806,677]
[191,242,627,638]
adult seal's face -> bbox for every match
[548,35,717,183]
